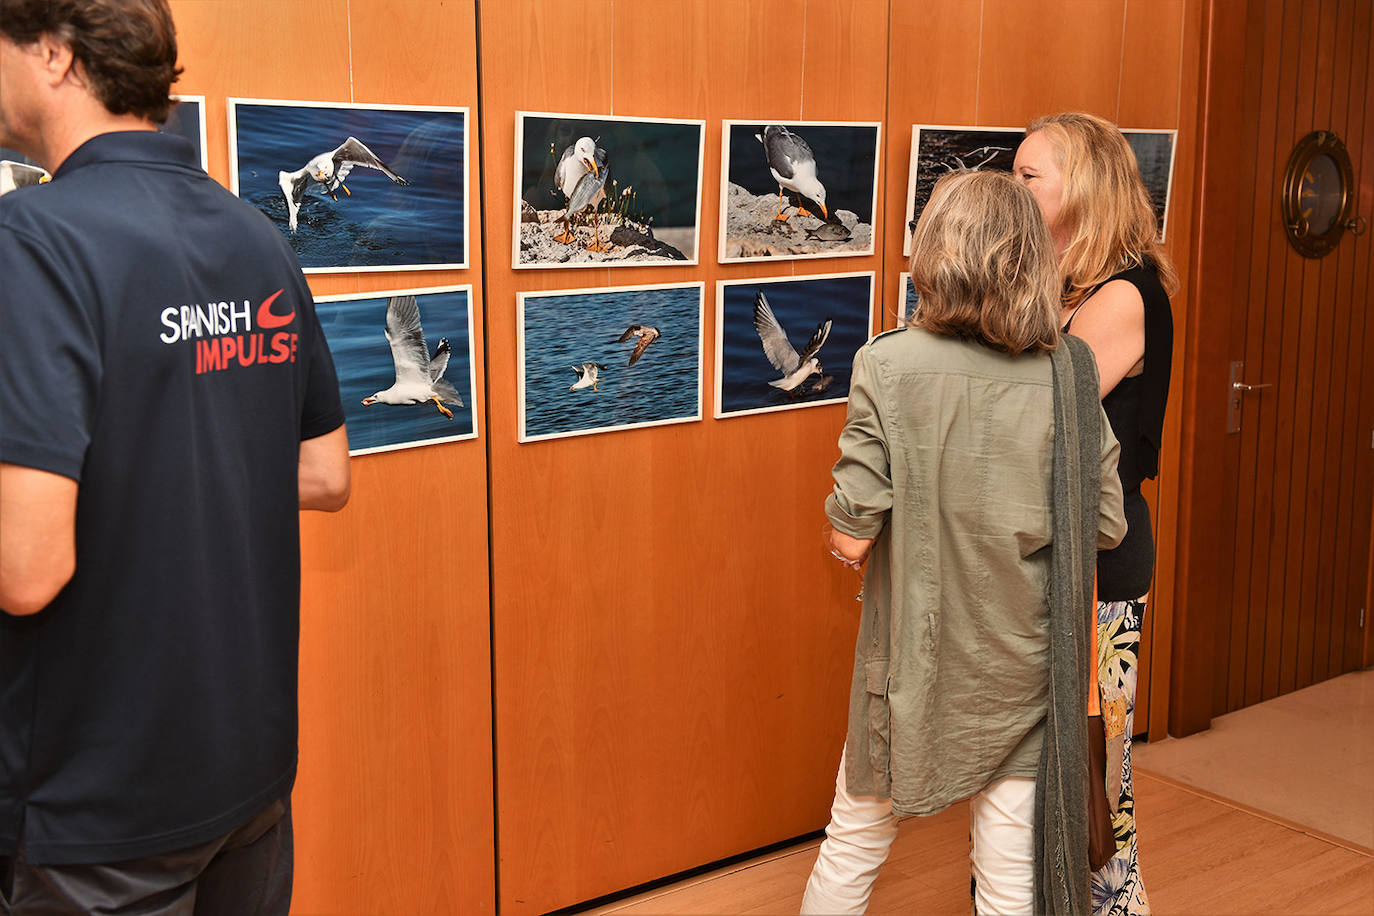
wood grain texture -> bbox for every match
[167,2,495,912]
[482,2,879,912]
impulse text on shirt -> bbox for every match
[158,289,299,374]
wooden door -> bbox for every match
[1176,0,1373,735]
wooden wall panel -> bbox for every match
[481,2,884,911]
[168,3,495,913]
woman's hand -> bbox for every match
[826,525,873,570]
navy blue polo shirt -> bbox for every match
[0,131,344,865]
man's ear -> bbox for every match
[35,32,79,89]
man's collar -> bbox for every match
[55,130,198,178]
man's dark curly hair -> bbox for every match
[0,0,182,123]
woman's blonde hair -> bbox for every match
[907,169,1061,355]
[1026,111,1179,305]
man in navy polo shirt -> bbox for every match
[0,1,350,912]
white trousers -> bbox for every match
[801,752,1036,915]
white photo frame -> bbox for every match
[518,281,705,442]
[513,111,705,269]
[314,284,478,455]
[228,98,469,273]
[718,120,882,263]
[715,271,875,419]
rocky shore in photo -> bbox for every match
[723,182,873,259]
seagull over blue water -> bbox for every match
[278,137,409,232]
[755,125,827,222]
[614,325,660,366]
[0,159,50,196]
[570,361,607,391]
[361,294,462,419]
[553,136,610,251]
[753,290,831,392]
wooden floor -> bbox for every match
[584,772,1374,914]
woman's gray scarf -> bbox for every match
[1033,334,1101,914]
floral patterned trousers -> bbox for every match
[1091,598,1151,915]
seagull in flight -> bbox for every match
[570,362,607,391]
[613,325,660,366]
[0,159,50,196]
[753,290,832,392]
[278,137,409,231]
[361,294,462,419]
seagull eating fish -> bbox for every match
[553,136,610,251]
[755,125,827,222]
[362,294,462,419]
[753,290,832,392]
[278,137,409,232]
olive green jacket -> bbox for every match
[825,327,1125,817]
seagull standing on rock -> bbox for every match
[278,136,409,232]
[753,290,832,392]
[361,294,463,419]
[755,125,828,222]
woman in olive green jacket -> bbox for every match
[803,170,1126,915]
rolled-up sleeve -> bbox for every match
[826,344,892,539]
[1096,403,1127,549]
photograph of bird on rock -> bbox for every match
[516,111,704,268]
[720,120,880,262]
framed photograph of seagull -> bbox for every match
[228,98,468,272]
[718,120,881,263]
[514,111,706,269]
[903,124,1024,257]
[1122,128,1178,242]
[896,272,919,328]
[517,281,704,442]
[0,146,49,197]
[903,124,1177,254]
[313,284,477,456]
[715,272,874,419]
[162,95,208,171]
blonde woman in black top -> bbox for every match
[1014,111,1177,916]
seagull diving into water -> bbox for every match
[278,137,409,232]
[755,125,827,222]
[613,325,660,366]
[553,136,611,251]
[0,160,50,196]
[753,290,832,392]
[362,294,463,419]
[570,362,607,391]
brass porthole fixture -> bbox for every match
[1282,130,1366,258]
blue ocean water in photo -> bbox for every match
[719,275,872,416]
[315,290,475,453]
[234,103,466,268]
[522,286,702,440]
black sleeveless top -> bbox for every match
[1065,262,1173,600]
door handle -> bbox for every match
[1227,361,1271,433]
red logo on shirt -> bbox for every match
[255,289,295,328]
